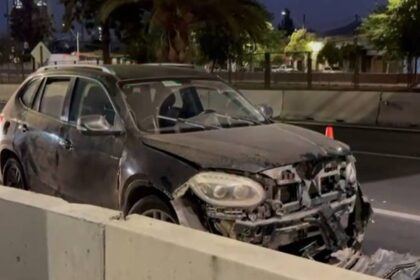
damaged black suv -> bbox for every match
[0,64,371,267]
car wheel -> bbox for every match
[128,195,178,224]
[3,157,26,189]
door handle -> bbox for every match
[58,138,73,151]
[18,124,28,133]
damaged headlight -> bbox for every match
[188,172,266,208]
[346,161,357,185]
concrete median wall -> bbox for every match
[281,90,381,124]
[0,186,377,280]
[377,92,420,127]
[241,89,382,125]
[241,90,283,117]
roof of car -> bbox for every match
[36,64,215,81]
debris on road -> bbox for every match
[353,249,420,279]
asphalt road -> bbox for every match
[295,123,420,256]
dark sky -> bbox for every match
[0,0,387,35]
[261,0,387,31]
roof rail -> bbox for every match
[37,64,114,75]
[141,63,195,69]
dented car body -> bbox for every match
[0,64,371,267]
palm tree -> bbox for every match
[99,0,270,62]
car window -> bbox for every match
[39,78,71,119]
[20,78,42,107]
[69,78,117,126]
[196,88,249,116]
[122,79,266,133]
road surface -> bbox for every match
[294,122,420,256]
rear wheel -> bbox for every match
[3,157,26,189]
[128,195,178,224]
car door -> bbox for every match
[14,77,73,195]
[57,77,124,209]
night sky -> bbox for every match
[0,0,387,34]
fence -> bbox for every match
[213,51,418,90]
[217,72,417,90]
[0,62,33,84]
[1,51,417,90]
[0,55,134,84]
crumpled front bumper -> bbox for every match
[173,185,372,268]
[234,187,372,267]
[234,196,356,247]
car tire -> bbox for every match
[128,195,178,224]
[3,157,26,190]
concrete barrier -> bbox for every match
[242,90,382,125]
[282,90,381,124]
[240,89,283,117]
[378,92,420,128]
[0,187,112,280]
[0,186,378,280]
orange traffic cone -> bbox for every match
[325,126,334,139]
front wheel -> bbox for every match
[3,157,26,189]
[128,195,178,224]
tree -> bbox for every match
[318,41,342,66]
[194,18,278,71]
[246,28,288,69]
[278,8,295,36]
[99,0,271,63]
[285,28,315,54]
[360,4,399,59]
[61,0,116,63]
[0,37,13,64]
[361,0,420,82]
[9,0,53,49]
[110,5,158,62]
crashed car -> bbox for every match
[0,64,371,267]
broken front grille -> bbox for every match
[265,159,347,208]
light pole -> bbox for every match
[62,23,80,59]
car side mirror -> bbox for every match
[77,115,124,136]
[257,104,274,119]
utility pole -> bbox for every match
[353,37,360,89]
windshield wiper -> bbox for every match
[156,115,220,130]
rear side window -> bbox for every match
[20,78,42,107]
[39,78,71,119]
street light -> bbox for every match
[62,23,80,59]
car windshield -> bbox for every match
[121,79,268,134]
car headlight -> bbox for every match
[187,172,266,208]
[346,162,357,185]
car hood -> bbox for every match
[142,123,350,173]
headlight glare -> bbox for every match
[188,172,265,208]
